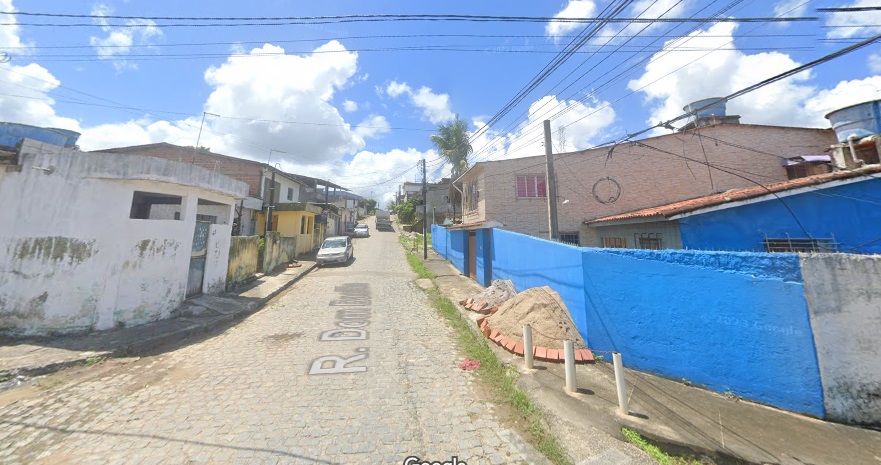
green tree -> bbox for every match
[362,198,377,213]
[396,199,416,224]
[430,115,473,179]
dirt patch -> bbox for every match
[486,286,586,350]
[469,279,517,309]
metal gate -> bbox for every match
[186,221,210,297]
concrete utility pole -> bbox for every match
[422,158,428,259]
[544,120,560,240]
[265,168,276,234]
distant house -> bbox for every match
[454,100,837,246]
[401,179,454,225]
[90,143,348,255]
[1,132,248,336]
[586,165,881,254]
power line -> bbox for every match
[0,33,816,50]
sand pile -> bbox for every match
[469,279,517,309]
[485,286,586,350]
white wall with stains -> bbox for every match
[0,140,247,336]
[802,254,881,425]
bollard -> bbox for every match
[523,325,534,369]
[564,340,576,392]
[613,352,629,415]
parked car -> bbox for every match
[316,236,354,266]
[353,224,370,237]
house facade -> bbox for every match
[91,143,348,255]
[1,136,248,336]
[456,121,836,246]
[401,179,454,225]
[588,165,881,254]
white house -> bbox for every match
[0,136,248,336]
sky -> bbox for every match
[1,0,880,205]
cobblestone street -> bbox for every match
[0,221,545,465]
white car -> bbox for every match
[316,236,354,266]
[353,224,370,237]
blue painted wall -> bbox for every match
[432,225,448,259]
[447,230,467,274]
[489,229,589,340]
[434,226,825,416]
[475,229,492,286]
[680,178,881,254]
[581,248,823,416]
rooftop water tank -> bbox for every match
[0,122,81,150]
[683,98,728,119]
[825,100,881,143]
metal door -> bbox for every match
[186,221,210,297]
[468,231,477,279]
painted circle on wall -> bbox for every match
[592,177,622,204]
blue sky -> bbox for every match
[2,0,880,203]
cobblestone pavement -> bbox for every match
[0,220,548,465]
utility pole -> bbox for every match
[544,120,560,241]
[422,158,428,259]
[265,168,277,234]
[324,184,329,240]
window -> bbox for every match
[559,233,579,246]
[602,237,628,248]
[465,182,479,212]
[636,233,663,250]
[130,191,183,220]
[763,238,834,253]
[287,187,294,201]
[196,214,217,223]
[516,175,546,198]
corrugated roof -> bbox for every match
[587,165,881,225]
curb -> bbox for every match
[1,263,317,385]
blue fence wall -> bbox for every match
[475,229,492,286]
[679,178,881,254]
[581,248,822,416]
[432,224,448,260]
[490,229,589,338]
[431,225,825,417]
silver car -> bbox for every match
[316,236,354,266]
[353,224,370,237]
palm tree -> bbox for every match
[430,115,473,179]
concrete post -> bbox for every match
[523,325,534,369]
[613,352,629,415]
[564,340,576,392]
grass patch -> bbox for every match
[401,244,570,465]
[622,427,704,465]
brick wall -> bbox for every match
[473,124,836,244]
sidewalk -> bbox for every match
[0,259,316,389]
[421,250,881,465]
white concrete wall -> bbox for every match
[801,254,881,424]
[0,147,244,336]
[204,222,233,294]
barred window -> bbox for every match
[602,237,627,248]
[636,233,663,250]
[465,182,480,212]
[516,175,547,198]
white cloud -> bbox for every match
[342,100,358,112]
[546,1,596,40]
[825,0,881,38]
[89,4,162,72]
[384,80,454,124]
[870,53,881,73]
[803,76,881,120]
[593,0,692,47]
[469,95,617,162]
[628,22,821,130]
[277,147,435,204]
[773,0,810,18]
